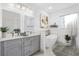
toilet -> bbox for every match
[45,34,57,55]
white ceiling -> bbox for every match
[23,3,77,14]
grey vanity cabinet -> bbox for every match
[3,39,22,56]
[0,35,40,56]
[0,42,1,56]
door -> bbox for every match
[31,35,40,54]
[23,37,32,56]
[4,39,22,56]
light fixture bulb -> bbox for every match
[16,4,21,9]
[22,6,26,10]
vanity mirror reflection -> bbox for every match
[0,9,34,38]
[1,9,20,38]
[3,9,20,32]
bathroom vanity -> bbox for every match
[0,34,40,56]
[0,42,1,56]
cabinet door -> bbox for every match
[23,37,32,56]
[31,35,40,54]
[0,42,1,56]
[4,39,22,56]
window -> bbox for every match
[64,13,78,28]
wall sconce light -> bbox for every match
[15,4,29,10]
[16,4,21,9]
[21,6,26,10]
[15,4,33,14]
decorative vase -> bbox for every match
[2,32,6,38]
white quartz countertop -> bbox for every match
[0,34,40,42]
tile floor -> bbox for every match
[33,51,55,56]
